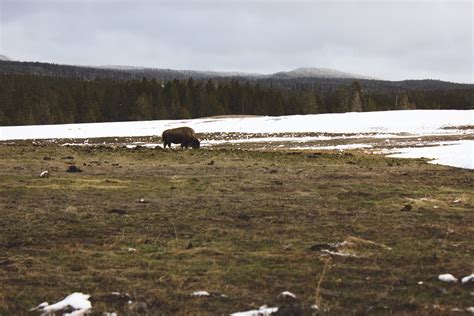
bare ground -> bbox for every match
[0,140,473,315]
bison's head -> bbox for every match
[191,139,200,149]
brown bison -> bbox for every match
[162,127,200,149]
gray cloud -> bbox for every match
[1,0,472,82]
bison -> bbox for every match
[162,127,200,149]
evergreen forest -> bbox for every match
[0,73,472,126]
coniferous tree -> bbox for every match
[349,81,364,112]
[399,94,416,110]
[131,93,153,120]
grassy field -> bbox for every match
[0,141,473,315]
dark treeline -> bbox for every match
[0,74,472,126]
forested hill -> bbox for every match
[1,72,472,126]
[1,59,472,91]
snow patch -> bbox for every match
[387,140,474,169]
[291,143,373,150]
[230,305,278,316]
[321,249,360,258]
[39,171,49,178]
[278,291,297,299]
[438,274,458,283]
[31,292,92,314]
[462,273,474,284]
[2,110,472,140]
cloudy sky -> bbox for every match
[0,0,472,83]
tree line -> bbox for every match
[0,74,472,126]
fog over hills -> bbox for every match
[5,55,367,80]
[99,64,373,80]
[0,57,386,82]
[273,67,376,80]
[0,55,12,61]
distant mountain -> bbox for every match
[0,55,12,61]
[97,65,264,79]
[0,59,471,93]
[0,59,376,81]
[98,65,372,80]
[273,67,376,80]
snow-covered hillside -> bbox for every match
[273,67,375,79]
[0,110,472,169]
[0,54,12,61]
[85,65,372,80]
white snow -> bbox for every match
[63,310,89,316]
[230,305,278,316]
[2,110,471,140]
[191,291,210,297]
[462,273,474,284]
[387,140,473,169]
[438,274,458,283]
[275,67,375,80]
[29,302,49,311]
[202,135,332,145]
[32,292,92,314]
[321,249,359,258]
[278,291,297,299]
[1,110,472,169]
[39,171,49,178]
[291,143,373,150]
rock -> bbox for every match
[91,292,131,304]
[108,208,128,215]
[401,204,412,212]
[275,291,303,316]
[66,165,82,173]
[309,243,338,252]
[128,301,147,313]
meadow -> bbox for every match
[0,140,472,315]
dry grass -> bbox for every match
[0,141,472,315]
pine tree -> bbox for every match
[300,91,319,114]
[399,95,416,110]
[131,93,153,120]
[349,81,364,112]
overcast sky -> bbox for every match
[0,0,472,83]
